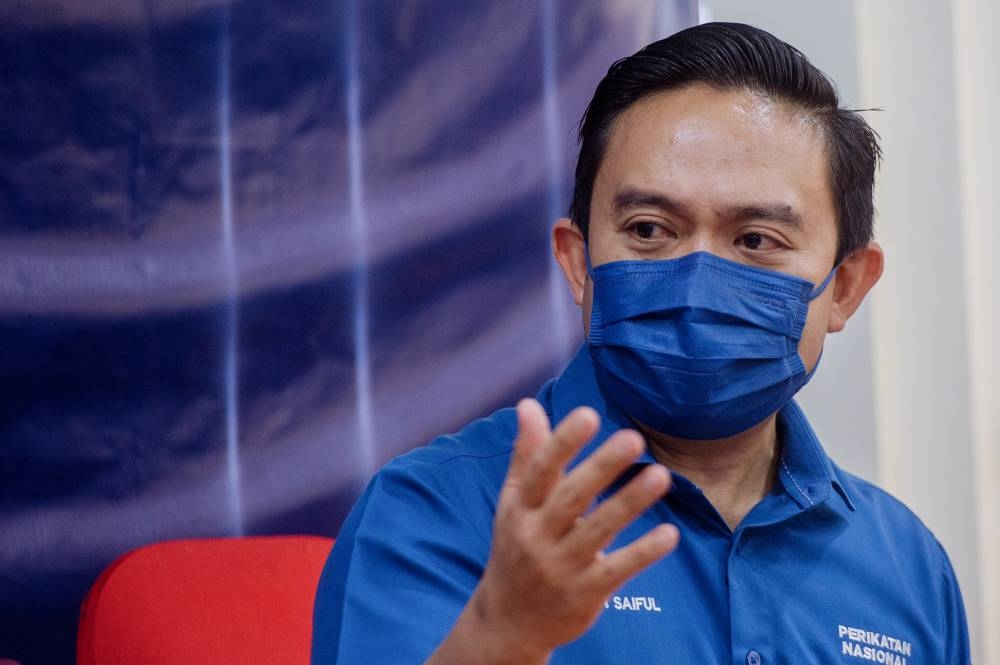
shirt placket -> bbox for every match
[727,525,773,665]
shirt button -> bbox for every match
[746,650,762,665]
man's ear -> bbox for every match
[827,241,884,332]
[552,218,588,306]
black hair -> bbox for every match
[569,22,880,264]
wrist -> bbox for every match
[465,584,551,665]
[426,583,551,665]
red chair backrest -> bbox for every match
[77,535,334,665]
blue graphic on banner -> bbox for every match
[0,2,695,662]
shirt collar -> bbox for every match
[776,399,856,512]
[540,345,855,513]
[543,344,650,466]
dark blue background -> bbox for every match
[0,2,694,662]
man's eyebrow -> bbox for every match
[724,204,804,229]
[612,187,694,218]
[612,188,803,230]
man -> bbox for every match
[312,22,971,664]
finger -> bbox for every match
[539,429,646,534]
[560,464,671,558]
[505,399,552,490]
[518,406,599,508]
[583,523,679,593]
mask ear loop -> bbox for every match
[808,264,839,301]
[582,243,604,343]
[802,263,839,381]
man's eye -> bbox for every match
[737,232,779,251]
[631,222,660,239]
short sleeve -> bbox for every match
[939,545,972,664]
[311,452,497,664]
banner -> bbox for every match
[0,2,695,662]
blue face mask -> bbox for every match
[587,250,836,440]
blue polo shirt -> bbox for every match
[312,346,970,664]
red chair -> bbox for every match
[77,535,334,665]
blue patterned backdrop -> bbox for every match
[0,2,695,662]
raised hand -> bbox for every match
[428,398,679,665]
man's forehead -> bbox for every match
[606,86,824,158]
[594,87,832,220]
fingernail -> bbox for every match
[659,524,679,545]
[643,465,667,489]
[575,407,598,428]
[616,434,641,457]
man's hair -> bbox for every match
[570,22,880,264]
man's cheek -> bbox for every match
[798,305,830,372]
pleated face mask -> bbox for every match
[587,250,836,440]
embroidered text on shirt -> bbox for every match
[603,595,662,612]
[838,624,912,664]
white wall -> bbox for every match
[952,1,1000,660]
[700,1,995,662]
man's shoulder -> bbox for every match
[336,406,520,554]
[378,405,519,490]
[833,465,950,566]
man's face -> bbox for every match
[583,83,840,372]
